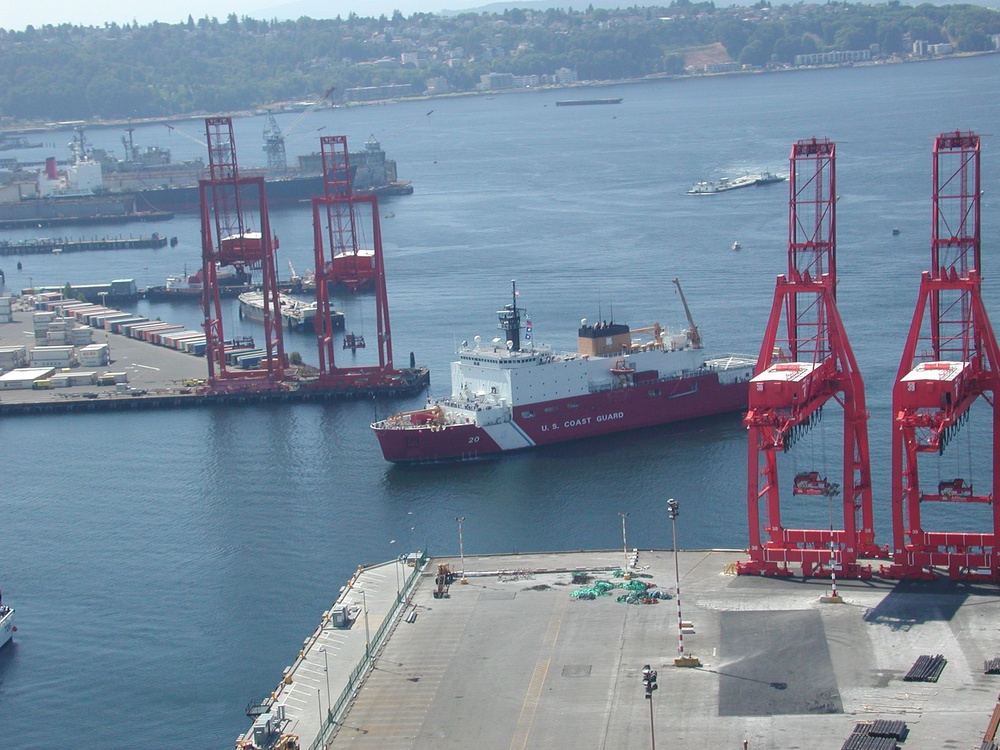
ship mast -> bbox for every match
[498,280,523,352]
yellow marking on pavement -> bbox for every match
[509,596,566,750]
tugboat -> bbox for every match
[371,280,756,463]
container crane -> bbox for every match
[739,137,879,579]
[199,116,285,389]
[309,135,402,389]
[887,131,1000,581]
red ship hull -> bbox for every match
[374,371,749,463]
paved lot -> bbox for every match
[312,550,1000,750]
[0,304,212,406]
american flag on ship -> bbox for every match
[525,317,532,344]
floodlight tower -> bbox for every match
[740,137,878,578]
[888,131,1000,581]
[199,116,285,388]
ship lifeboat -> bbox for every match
[610,359,635,376]
[395,404,445,427]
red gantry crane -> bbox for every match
[199,117,286,389]
[888,131,1000,581]
[740,137,880,578]
[311,135,396,388]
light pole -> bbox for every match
[359,589,371,659]
[456,516,467,583]
[667,498,700,667]
[642,664,657,750]
[320,646,331,716]
[618,512,630,571]
[316,688,322,729]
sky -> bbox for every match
[0,0,481,31]
[4,0,995,32]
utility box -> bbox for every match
[330,604,350,628]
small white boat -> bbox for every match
[732,240,741,251]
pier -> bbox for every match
[241,549,1000,750]
[0,234,170,256]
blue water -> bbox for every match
[2,56,1000,748]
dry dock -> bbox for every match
[240,549,1000,750]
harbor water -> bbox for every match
[2,55,1000,748]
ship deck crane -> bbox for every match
[887,131,1000,582]
[739,137,879,579]
[198,116,285,390]
[671,278,701,349]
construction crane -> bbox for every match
[262,86,336,174]
[198,116,285,389]
[739,137,879,579]
[162,122,207,148]
[887,131,1000,581]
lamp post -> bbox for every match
[618,512,630,571]
[642,664,658,750]
[456,516,467,583]
[359,589,371,659]
[320,646,331,717]
[667,498,700,667]
[316,688,322,729]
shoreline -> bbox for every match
[1,50,995,135]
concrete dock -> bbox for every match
[242,549,1000,750]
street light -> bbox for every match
[667,498,700,667]
[456,516,467,583]
[618,512,630,572]
[642,664,657,750]
[358,589,371,659]
[320,646,331,717]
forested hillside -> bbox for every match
[1,1,997,122]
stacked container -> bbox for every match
[0,345,27,371]
[78,343,109,367]
[0,296,12,324]
[29,345,74,368]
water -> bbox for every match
[2,56,1000,748]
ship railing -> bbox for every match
[586,364,740,394]
[307,551,430,750]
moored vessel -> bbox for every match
[686,171,785,195]
[238,290,343,331]
[0,599,14,649]
[372,281,755,463]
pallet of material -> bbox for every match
[903,653,947,682]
